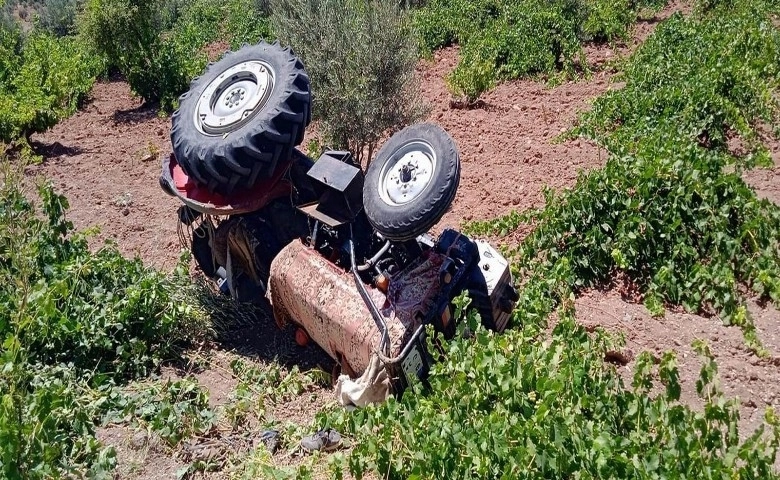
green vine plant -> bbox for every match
[414,0,668,103]
[0,160,218,478]
[319,304,780,479]
[313,2,780,478]
[471,0,780,352]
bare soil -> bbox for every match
[27,83,182,271]
[419,46,611,230]
[576,291,780,441]
[27,2,780,476]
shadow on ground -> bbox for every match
[31,140,87,158]
[205,294,335,374]
[112,103,161,125]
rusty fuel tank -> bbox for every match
[267,240,414,376]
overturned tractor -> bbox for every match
[159,41,517,402]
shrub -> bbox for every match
[270,0,427,166]
[222,0,272,49]
[467,1,780,347]
[79,0,271,111]
[568,5,780,342]
[444,5,584,102]
[581,0,635,40]
[0,161,213,477]
[0,30,100,142]
[0,1,15,32]
[79,0,188,109]
[324,308,780,479]
[578,8,780,157]
[37,0,82,37]
[0,19,22,86]
[416,0,668,101]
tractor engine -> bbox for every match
[265,152,517,393]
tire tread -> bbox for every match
[171,41,312,195]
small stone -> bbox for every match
[130,431,147,449]
[122,208,130,216]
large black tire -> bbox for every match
[171,41,311,195]
[363,123,460,241]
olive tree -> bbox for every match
[270,0,428,167]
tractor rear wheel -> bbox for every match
[171,41,311,195]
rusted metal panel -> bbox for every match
[268,240,404,375]
[268,240,451,376]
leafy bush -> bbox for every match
[0,162,212,477]
[79,0,190,110]
[0,28,99,142]
[320,3,780,478]
[324,306,780,479]
[415,0,668,102]
[0,19,21,86]
[581,0,636,40]
[37,0,82,36]
[564,5,780,337]
[578,8,780,159]
[466,2,780,348]
[79,0,271,111]
[0,1,16,32]
[222,0,272,49]
[270,0,427,166]
[445,4,584,103]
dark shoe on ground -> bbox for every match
[300,428,342,452]
[258,429,280,453]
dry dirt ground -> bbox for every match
[25,3,780,477]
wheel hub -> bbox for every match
[400,164,414,183]
[379,141,436,206]
[224,87,246,108]
[194,61,275,135]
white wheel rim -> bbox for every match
[194,61,275,135]
[377,141,436,206]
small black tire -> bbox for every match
[171,40,311,195]
[363,123,460,241]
